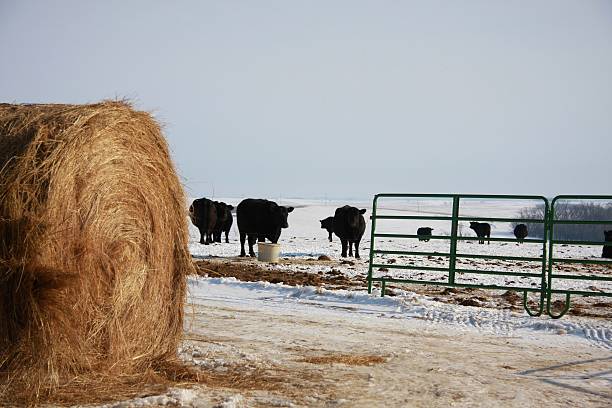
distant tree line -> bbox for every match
[512,202,612,241]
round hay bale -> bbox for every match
[0,101,193,402]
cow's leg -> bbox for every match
[487,233,490,245]
[225,230,230,243]
[205,230,211,245]
[240,232,247,256]
[198,227,205,245]
[348,241,354,257]
[341,239,348,257]
[258,235,265,243]
[248,234,257,257]
[328,231,333,242]
[354,239,361,259]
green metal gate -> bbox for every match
[546,195,612,318]
[367,194,612,318]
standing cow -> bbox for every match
[603,230,612,259]
[189,197,217,245]
[320,217,335,242]
[237,198,294,257]
[513,224,528,244]
[333,206,366,258]
[469,221,491,244]
[213,201,234,243]
[416,227,433,242]
[220,203,234,243]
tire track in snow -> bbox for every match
[190,277,612,351]
[399,297,612,350]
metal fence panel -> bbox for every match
[547,195,612,318]
[367,194,549,316]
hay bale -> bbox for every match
[0,101,194,403]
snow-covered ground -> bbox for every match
[187,277,612,351]
[95,273,612,407]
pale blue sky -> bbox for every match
[1,1,611,200]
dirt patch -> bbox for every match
[194,259,354,288]
[190,365,289,392]
[297,354,387,366]
[501,290,522,304]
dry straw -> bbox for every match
[0,101,194,405]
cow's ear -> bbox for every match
[268,201,277,212]
[287,207,294,213]
[359,209,366,214]
[227,205,234,210]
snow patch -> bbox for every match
[187,276,612,350]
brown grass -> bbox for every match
[297,354,387,366]
[0,101,194,405]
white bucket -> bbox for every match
[257,242,281,263]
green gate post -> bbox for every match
[547,198,570,318]
[367,195,379,294]
[523,199,549,317]
[448,196,460,284]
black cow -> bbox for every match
[189,197,217,245]
[416,227,433,242]
[513,224,528,243]
[220,203,234,243]
[213,201,234,243]
[333,206,366,258]
[236,198,294,257]
[469,221,491,244]
[603,230,612,259]
[320,217,334,242]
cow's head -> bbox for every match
[270,202,294,228]
[190,199,204,221]
[605,230,612,241]
[469,222,479,229]
[346,207,366,228]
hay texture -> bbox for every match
[0,101,193,403]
